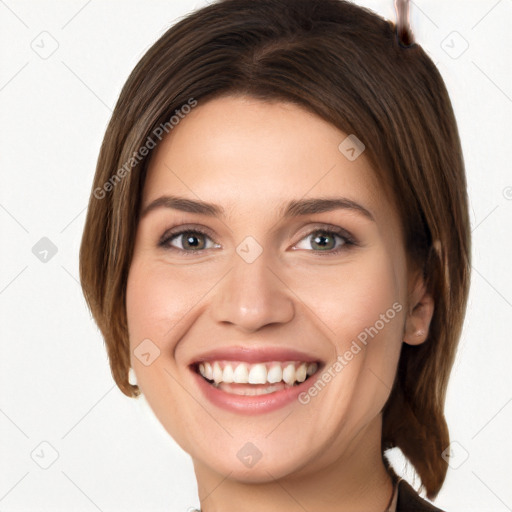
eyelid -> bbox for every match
[158,224,220,252]
[159,223,217,243]
[293,222,356,246]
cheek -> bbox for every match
[126,258,204,349]
[293,249,405,404]
[288,249,404,342]
[333,250,405,409]
[126,264,168,349]
[125,257,205,446]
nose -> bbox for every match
[210,251,295,333]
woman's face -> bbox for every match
[126,95,417,482]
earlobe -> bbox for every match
[403,278,435,346]
[128,366,138,385]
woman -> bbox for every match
[79,1,471,510]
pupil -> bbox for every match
[184,233,204,250]
[313,232,333,250]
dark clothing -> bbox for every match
[397,479,445,512]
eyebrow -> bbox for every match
[140,195,375,221]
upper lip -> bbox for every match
[190,346,322,366]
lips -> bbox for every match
[190,345,322,365]
[188,346,324,414]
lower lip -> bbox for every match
[190,366,321,415]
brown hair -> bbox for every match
[79,0,471,500]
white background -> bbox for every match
[0,1,511,511]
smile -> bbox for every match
[196,360,319,395]
[190,357,323,414]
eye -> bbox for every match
[294,227,354,254]
[159,228,220,253]
[158,224,356,255]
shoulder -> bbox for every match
[396,479,447,512]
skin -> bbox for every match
[126,95,434,512]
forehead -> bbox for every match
[143,95,388,222]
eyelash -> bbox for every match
[158,224,357,256]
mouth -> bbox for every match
[190,360,323,396]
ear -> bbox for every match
[403,273,434,346]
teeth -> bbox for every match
[202,362,213,380]
[233,363,249,383]
[197,360,319,386]
[212,362,223,384]
[248,363,267,384]
[218,382,287,396]
[222,364,235,383]
[307,362,318,376]
[295,363,307,383]
[267,364,282,383]
[282,363,296,385]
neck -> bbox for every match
[192,415,394,512]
